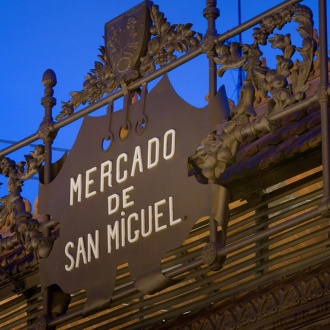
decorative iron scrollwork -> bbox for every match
[139,4,202,75]
[215,4,315,112]
[0,146,54,258]
[201,31,216,55]
[56,46,116,121]
[194,4,317,182]
[57,3,202,120]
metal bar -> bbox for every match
[229,170,323,224]
[228,190,322,241]
[260,227,330,267]
[0,139,69,153]
[267,94,318,121]
[40,70,57,329]
[204,0,219,97]
[0,134,40,158]
[217,0,302,43]
[0,264,25,296]
[217,207,322,259]
[224,216,328,266]
[203,0,224,262]
[318,0,330,200]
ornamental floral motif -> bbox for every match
[139,5,202,75]
[56,46,117,120]
[195,4,317,182]
[57,4,202,120]
[0,146,54,258]
[215,4,315,112]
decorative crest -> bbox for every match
[57,2,202,120]
[105,1,152,85]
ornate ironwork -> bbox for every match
[194,4,317,182]
[0,147,53,258]
[169,264,330,330]
[57,3,202,120]
[139,4,202,74]
[105,1,152,84]
[34,315,47,330]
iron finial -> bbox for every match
[42,69,57,88]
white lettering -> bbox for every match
[64,231,100,271]
[127,213,139,243]
[64,242,75,272]
[107,221,120,253]
[122,186,134,209]
[116,153,128,183]
[141,206,153,237]
[108,194,120,215]
[131,146,143,176]
[169,196,182,226]
[163,129,176,160]
[147,137,160,169]
[87,230,99,262]
[70,174,82,206]
[100,160,112,192]
[121,212,126,248]
[75,237,87,268]
[69,130,177,206]
[85,167,97,199]
[154,199,167,232]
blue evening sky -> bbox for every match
[0,0,325,206]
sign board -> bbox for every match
[39,75,228,314]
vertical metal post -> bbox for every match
[237,0,243,100]
[318,0,330,204]
[204,0,220,249]
[39,69,57,329]
[203,1,231,270]
[203,0,219,97]
[41,69,57,185]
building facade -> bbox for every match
[0,0,329,329]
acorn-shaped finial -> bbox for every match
[42,69,57,88]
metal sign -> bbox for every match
[38,75,228,314]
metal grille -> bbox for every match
[1,166,326,329]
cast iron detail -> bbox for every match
[201,32,216,55]
[215,4,315,110]
[139,4,202,75]
[202,242,218,265]
[104,4,151,85]
[0,147,53,258]
[34,315,47,330]
[38,119,57,142]
[194,4,316,182]
[57,3,202,120]
[202,242,226,268]
[56,45,117,120]
[170,265,330,330]
[39,69,58,142]
[57,0,153,121]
